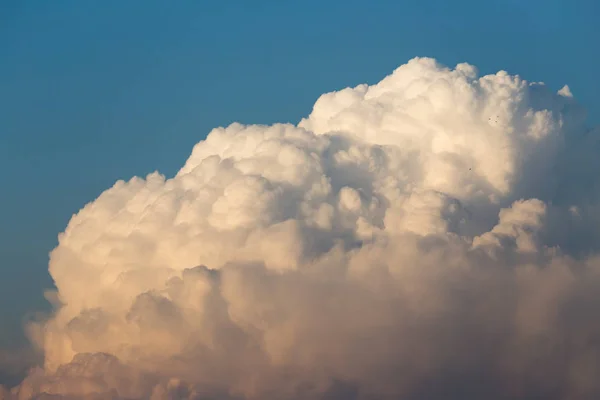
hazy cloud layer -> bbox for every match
[3,57,600,399]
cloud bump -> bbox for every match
[4,57,600,399]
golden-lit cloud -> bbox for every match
[4,57,600,400]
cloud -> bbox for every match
[0,347,41,391]
[3,57,600,399]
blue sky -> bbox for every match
[0,0,598,346]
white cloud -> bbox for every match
[3,57,600,399]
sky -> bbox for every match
[0,0,599,394]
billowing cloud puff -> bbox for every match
[4,57,600,399]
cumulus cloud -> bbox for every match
[3,57,600,399]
